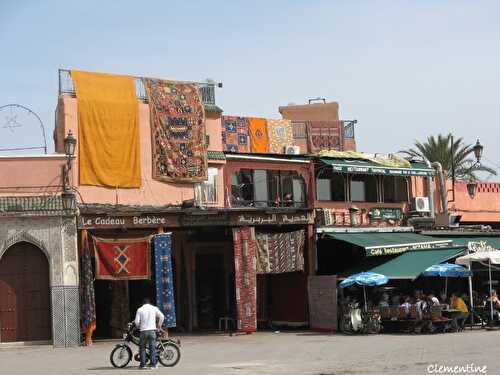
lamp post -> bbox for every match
[451,136,483,200]
[62,130,77,211]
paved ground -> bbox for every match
[0,329,498,375]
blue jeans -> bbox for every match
[139,330,157,367]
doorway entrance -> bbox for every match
[0,242,51,342]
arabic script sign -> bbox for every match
[468,241,496,253]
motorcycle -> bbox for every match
[110,322,181,368]
[340,302,381,334]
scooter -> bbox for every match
[340,302,381,334]
[110,322,181,368]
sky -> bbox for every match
[1,0,499,178]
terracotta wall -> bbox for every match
[448,181,500,223]
[55,96,225,207]
[0,155,66,196]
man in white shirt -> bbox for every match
[134,298,165,369]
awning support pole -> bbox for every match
[489,258,494,322]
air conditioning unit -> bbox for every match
[411,197,430,212]
[284,145,300,155]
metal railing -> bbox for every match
[58,69,218,105]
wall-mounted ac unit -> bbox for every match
[284,145,300,155]
[411,197,430,212]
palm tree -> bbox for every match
[401,134,496,181]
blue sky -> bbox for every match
[1,1,499,178]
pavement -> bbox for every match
[0,329,498,375]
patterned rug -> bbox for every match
[153,233,176,328]
[143,78,207,182]
[255,230,305,274]
[222,116,250,153]
[80,231,96,344]
[232,227,257,332]
[93,236,151,280]
[248,117,268,153]
[266,119,294,154]
[307,121,343,154]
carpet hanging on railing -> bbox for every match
[266,119,294,154]
[232,226,257,333]
[248,117,269,153]
[93,236,151,280]
[255,229,305,274]
[153,233,176,328]
[142,78,207,182]
[306,121,343,154]
[71,70,141,187]
[221,115,250,153]
[80,230,96,345]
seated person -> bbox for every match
[451,292,469,329]
[378,293,390,307]
[487,290,500,320]
[400,296,411,315]
[427,294,440,306]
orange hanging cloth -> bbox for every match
[248,117,269,153]
[71,70,141,187]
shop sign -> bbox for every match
[468,241,495,253]
[368,208,402,220]
[80,215,179,228]
[232,212,314,226]
[367,241,451,256]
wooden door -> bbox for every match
[0,242,51,342]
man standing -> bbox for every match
[134,297,165,369]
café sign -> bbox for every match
[366,240,452,257]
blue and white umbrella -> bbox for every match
[339,272,389,311]
[421,263,472,296]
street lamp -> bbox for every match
[451,136,484,201]
[61,189,77,211]
[63,130,77,189]
[466,181,478,199]
[473,139,483,164]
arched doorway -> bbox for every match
[0,242,51,342]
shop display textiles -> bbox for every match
[291,121,308,155]
[266,119,294,154]
[307,121,343,154]
[255,230,305,274]
[247,117,269,153]
[143,78,208,182]
[93,236,151,280]
[232,227,257,333]
[71,70,141,187]
[221,115,250,153]
[80,231,96,345]
[153,233,176,328]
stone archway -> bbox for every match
[0,241,51,342]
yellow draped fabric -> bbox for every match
[71,70,141,187]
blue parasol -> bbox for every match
[421,263,472,296]
[339,272,389,311]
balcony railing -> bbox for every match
[58,69,217,105]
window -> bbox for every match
[331,174,346,201]
[194,167,218,205]
[315,171,346,201]
[317,179,331,201]
[350,175,377,202]
[230,169,306,207]
[383,176,408,203]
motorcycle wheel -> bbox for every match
[340,316,354,334]
[157,342,181,367]
[110,345,132,368]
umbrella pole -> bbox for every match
[468,262,474,327]
[489,258,494,322]
[363,286,367,312]
[445,277,448,296]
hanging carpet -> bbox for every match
[248,117,269,153]
[232,227,257,333]
[143,78,207,182]
[153,233,177,328]
[266,119,294,154]
[71,70,141,187]
[93,236,151,280]
[255,229,305,274]
[222,115,250,153]
[307,121,343,154]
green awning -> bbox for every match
[326,232,453,256]
[319,158,434,176]
[445,236,500,250]
[361,247,466,279]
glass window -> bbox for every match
[292,178,306,207]
[253,170,268,207]
[231,169,253,206]
[331,174,346,201]
[351,175,378,202]
[383,176,408,202]
[194,167,218,205]
[316,179,331,201]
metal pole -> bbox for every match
[489,258,494,322]
[445,277,448,296]
[363,286,367,312]
[451,135,456,203]
[468,261,474,327]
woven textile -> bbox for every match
[248,117,269,153]
[80,231,96,341]
[153,233,176,328]
[232,227,257,333]
[143,78,207,182]
[71,70,141,187]
[307,121,343,154]
[255,230,305,274]
[93,236,150,280]
[222,116,250,153]
[291,121,308,155]
[266,119,293,154]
